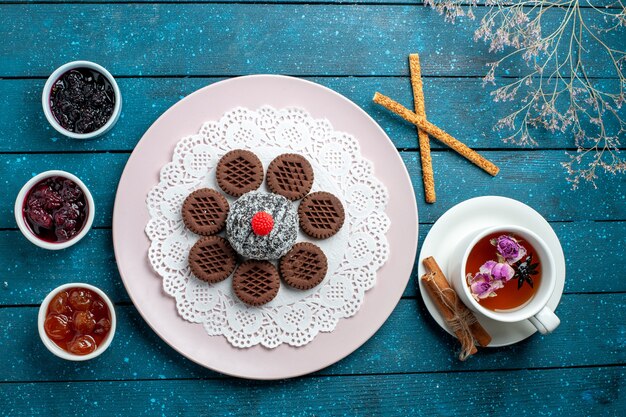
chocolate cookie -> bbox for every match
[279,242,328,290]
[182,188,229,236]
[216,150,264,197]
[266,154,314,201]
[298,191,345,239]
[189,236,237,283]
[232,260,280,306]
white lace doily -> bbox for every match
[146,106,390,348]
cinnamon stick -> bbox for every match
[409,54,436,204]
[422,272,477,360]
[372,92,500,177]
[422,256,491,347]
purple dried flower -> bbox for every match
[467,273,504,301]
[495,235,527,264]
[479,260,515,282]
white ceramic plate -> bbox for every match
[113,75,419,379]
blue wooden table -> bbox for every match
[1,1,624,415]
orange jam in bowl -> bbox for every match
[39,284,116,360]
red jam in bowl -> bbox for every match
[22,176,88,243]
[44,287,112,355]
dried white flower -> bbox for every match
[427,0,626,188]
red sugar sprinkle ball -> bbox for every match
[251,211,274,236]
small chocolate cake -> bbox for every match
[226,191,298,260]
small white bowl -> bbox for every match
[14,170,95,250]
[38,283,116,361]
[42,60,122,139]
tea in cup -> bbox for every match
[448,225,560,334]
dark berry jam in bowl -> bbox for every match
[42,61,122,139]
[15,170,95,250]
[38,283,116,361]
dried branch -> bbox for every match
[425,0,626,188]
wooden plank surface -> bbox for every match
[3,77,623,153]
[0,366,623,416]
[1,220,625,306]
[2,151,624,232]
[0,293,624,382]
[1,5,622,77]
[0,0,617,5]
[1,0,625,414]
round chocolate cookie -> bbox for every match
[232,260,280,306]
[216,149,264,197]
[182,188,229,236]
[188,236,237,283]
[298,191,345,239]
[266,154,314,201]
[279,242,328,290]
[226,191,298,260]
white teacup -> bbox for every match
[448,225,560,334]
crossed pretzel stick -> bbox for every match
[373,54,500,203]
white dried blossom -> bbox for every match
[427,0,626,188]
[425,0,478,23]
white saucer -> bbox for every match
[417,196,566,347]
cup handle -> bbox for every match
[528,307,560,335]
